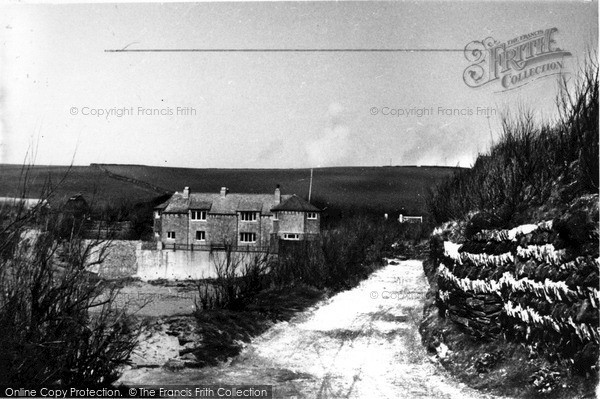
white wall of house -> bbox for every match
[86,239,270,281]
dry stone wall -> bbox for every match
[430,198,599,372]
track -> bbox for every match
[119,260,505,398]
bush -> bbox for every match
[195,248,271,311]
[428,59,598,226]
[267,216,407,291]
[197,214,421,311]
[0,176,140,386]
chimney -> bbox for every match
[274,184,281,205]
[183,186,190,199]
[220,187,228,197]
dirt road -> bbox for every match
[119,260,502,398]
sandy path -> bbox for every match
[119,260,503,398]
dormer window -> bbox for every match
[191,210,207,221]
[240,212,257,221]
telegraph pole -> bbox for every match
[308,168,314,202]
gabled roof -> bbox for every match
[161,194,189,213]
[209,193,290,215]
[189,197,212,210]
[158,189,317,216]
[154,201,169,210]
[271,195,320,212]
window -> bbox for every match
[307,212,318,220]
[283,233,300,240]
[240,212,257,221]
[167,231,176,239]
[195,231,206,241]
[191,210,207,221]
[154,211,161,219]
[239,232,256,243]
[272,212,278,221]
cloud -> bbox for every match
[398,123,484,167]
[305,102,358,167]
[258,102,487,168]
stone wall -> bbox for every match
[188,217,209,245]
[259,215,274,248]
[430,204,599,372]
[207,214,237,245]
[86,240,138,279]
[237,215,262,248]
[305,215,320,235]
[161,213,189,245]
[160,209,317,248]
[87,239,269,281]
[135,248,214,280]
[276,211,304,236]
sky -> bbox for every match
[0,1,597,168]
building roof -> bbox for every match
[271,194,321,212]
[154,201,169,210]
[189,197,213,210]
[157,189,319,215]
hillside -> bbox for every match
[0,164,160,208]
[0,163,459,218]
[421,62,598,397]
[94,164,459,217]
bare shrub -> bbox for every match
[0,170,140,386]
[428,58,598,225]
[196,245,271,310]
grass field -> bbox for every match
[95,164,460,217]
[0,163,460,218]
[0,164,159,208]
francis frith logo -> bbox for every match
[463,28,571,91]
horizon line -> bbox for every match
[0,162,468,170]
[105,48,465,53]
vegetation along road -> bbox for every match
[119,260,506,399]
